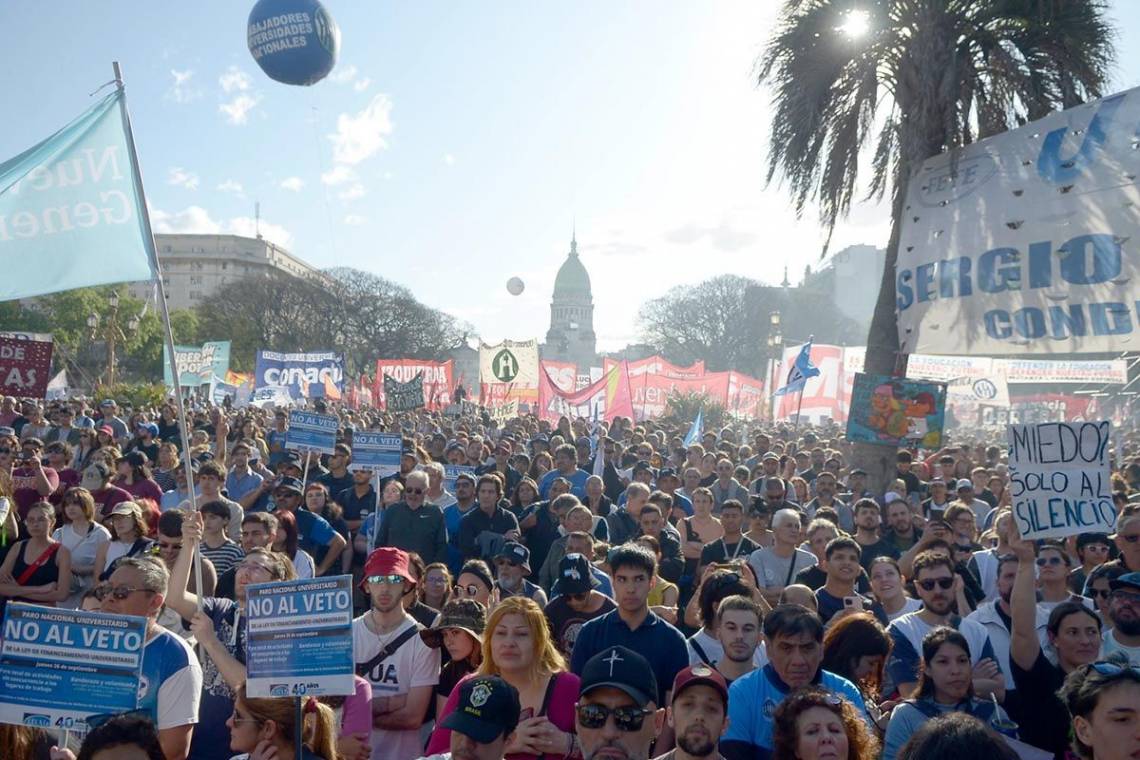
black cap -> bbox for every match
[657,467,678,481]
[275,476,304,494]
[552,553,598,595]
[580,646,658,706]
[495,541,531,572]
[281,451,303,467]
[440,675,521,743]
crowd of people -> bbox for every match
[0,394,1138,760]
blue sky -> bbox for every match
[3,2,1139,353]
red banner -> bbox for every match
[375,360,453,410]
[538,361,634,422]
[540,360,578,393]
[0,336,53,398]
[726,371,766,418]
[607,355,706,379]
[774,343,848,423]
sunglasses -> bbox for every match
[406,488,425,495]
[1090,587,1111,599]
[367,574,406,585]
[93,584,154,601]
[575,703,654,732]
[1036,556,1064,567]
[454,584,483,598]
[917,577,955,591]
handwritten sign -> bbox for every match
[349,432,401,476]
[1007,421,1115,540]
[286,410,339,455]
[245,576,355,698]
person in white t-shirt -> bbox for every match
[354,547,440,760]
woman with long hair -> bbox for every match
[822,613,893,730]
[52,487,110,609]
[74,428,100,471]
[93,501,152,581]
[881,628,1015,760]
[420,562,452,611]
[421,598,487,716]
[426,596,581,759]
[302,483,350,576]
[529,452,553,482]
[271,510,316,580]
[0,501,71,613]
[228,686,339,760]
[790,476,811,506]
[771,686,880,760]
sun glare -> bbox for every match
[839,8,871,39]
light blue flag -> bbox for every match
[774,339,821,396]
[682,407,703,446]
[0,90,156,301]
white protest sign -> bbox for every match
[1007,420,1115,540]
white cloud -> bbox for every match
[280,177,305,192]
[167,167,199,190]
[443,153,456,166]
[320,165,355,186]
[151,205,293,248]
[219,94,261,125]
[383,171,394,181]
[328,94,393,165]
[353,78,371,92]
[338,183,366,200]
[219,66,252,93]
[327,64,358,84]
[344,214,366,225]
[217,179,244,194]
[166,69,201,103]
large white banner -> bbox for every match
[479,339,540,405]
[897,86,1140,354]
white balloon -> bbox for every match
[506,277,525,296]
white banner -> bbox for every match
[998,358,1128,384]
[898,86,1140,354]
[479,339,539,386]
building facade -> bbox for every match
[542,233,598,369]
[127,233,323,311]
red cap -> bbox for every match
[97,425,115,437]
[361,547,415,588]
[671,665,728,705]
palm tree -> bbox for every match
[760,0,1114,490]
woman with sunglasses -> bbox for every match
[454,559,498,609]
[0,501,71,613]
[1060,654,1140,760]
[882,628,1015,760]
[228,686,339,760]
[772,687,880,760]
[1035,540,1093,613]
[427,596,581,759]
[52,487,110,609]
[420,562,453,612]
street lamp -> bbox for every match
[89,291,138,386]
[766,311,783,422]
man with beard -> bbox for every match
[851,498,900,573]
[1102,572,1140,664]
[801,472,851,533]
[713,596,764,686]
[575,646,665,760]
[885,551,1001,699]
[653,666,730,760]
[883,495,920,552]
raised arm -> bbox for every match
[1008,529,1040,671]
[167,512,203,620]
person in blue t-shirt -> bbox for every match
[271,476,347,577]
[721,604,868,760]
[537,444,590,500]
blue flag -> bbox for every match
[774,339,821,396]
[683,407,703,446]
[0,90,156,301]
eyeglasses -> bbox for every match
[575,703,654,732]
[1036,556,1064,567]
[406,488,425,495]
[229,709,262,726]
[93,584,155,601]
[1090,661,1140,676]
[157,540,181,550]
[454,584,483,598]
[1090,587,1111,599]
[917,577,955,591]
[367,574,406,585]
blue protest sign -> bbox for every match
[443,464,476,494]
[286,410,338,455]
[245,575,355,698]
[0,604,147,732]
[350,432,401,476]
[255,350,344,394]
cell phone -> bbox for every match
[843,596,865,610]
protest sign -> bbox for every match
[383,372,425,411]
[349,432,401,476]
[538,361,635,423]
[0,335,53,398]
[444,464,476,494]
[286,410,338,455]
[0,604,147,732]
[375,359,452,410]
[163,341,231,388]
[245,576,355,698]
[480,339,540,405]
[490,399,519,421]
[846,373,947,448]
[1007,420,1115,540]
[255,350,344,394]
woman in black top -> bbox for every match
[0,501,71,613]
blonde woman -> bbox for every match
[426,596,581,759]
[227,685,339,760]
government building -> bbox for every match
[542,232,598,370]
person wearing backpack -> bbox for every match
[882,627,1015,760]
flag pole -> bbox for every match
[791,387,806,440]
[113,61,203,607]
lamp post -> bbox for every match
[766,311,782,422]
[89,291,140,386]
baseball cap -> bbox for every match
[274,476,304,494]
[0,426,15,438]
[657,467,678,481]
[956,478,974,491]
[440,675,521,744]
[455,471,477,486]
[420,598,487,649]
[361,547,415,588]
[761,452,779,462]
[100,399,116,408]
[1109,572,1140,593]
[281,451,303,467]
[633,461,655,476]
[108,501,142,518]
[884,491,907,506]
[97,425,115,438]
[552,553,599,596]
[671,664,729,705]
[580,646,658,706]
[495,541,531,572]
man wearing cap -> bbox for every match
[160,460,201,513]
[921,477,951,520]
[656,467,693,520]
[419,675,522,760]
[840,468,871,503]
[1102,572,1140,664]
[444,471,478,571]
[81,461,133,522]
[953,478,991,531]
[96,399,129,444]
[545,552,616,657]
[652,666,730,760]
[355,547,441,760]
[127,422,161,466]
[273,475,347,577]
[801,472,851,533]
[575,645,666,760]
[539,444,590,500]
[494,540,547,605]
[376,470,448,566]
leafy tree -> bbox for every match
[760,0,1113,490]
[664,390,726,431]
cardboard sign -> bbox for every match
[286,410,338,455]
[1007,421,1115,540]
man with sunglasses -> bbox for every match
[1105,505,1140,576]
[575,646,665,760]
[375,470,448,566]
[885,550,1000,699]
[1102,572,1140,665]
[354,546,440,760]
[544,552,616,657]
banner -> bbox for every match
[999,358,1128,384]
[0,90,156,301]
[846,373,947,448]
[541,360,578,393]
[726,371,767,418]
[349,432,400,476]
[979,393,1098,426]
[898,86,1140,355]
[774,343,848,422]
[255,350,344,395]
[245,576,356,698]
[383,372,425,411]
[947,372,1011,407]
[479,339,540,405]
[164,341,231,388]
[0,604,147,733]
[210,376,239,406]
[490,399,519,422]
[375,359,452,410]
[443,464,476,494]
[286,410,338,455]
[537,360,634,423]
[1007,421,1114,540]
[0,336,53,398]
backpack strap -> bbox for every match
[690,638,714,667]
[355,624,420,678]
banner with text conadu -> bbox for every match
[375,359,452,411]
